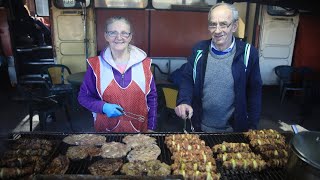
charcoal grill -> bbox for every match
[1,132,293,180]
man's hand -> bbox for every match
[175,104,193,120]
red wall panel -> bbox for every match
[0,8,13,56]
[150,11,210,57]
[293,14,320,72]
[95,9,148,54]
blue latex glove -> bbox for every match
[102,103,123,118]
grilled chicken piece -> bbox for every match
[222,158,267,171]
[212,142,251,153]
[216,152,262,161]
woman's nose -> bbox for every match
[115,33,122,39]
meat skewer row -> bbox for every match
[4,148,50,157]
[216,152,262,162]
[266,158,288,167]
[254,143,289,152]
[165,134,201,143]
[222,158,267,171]
[166,139,206,150]
[168,142,210,153]
[168,143,207,153]
[44,155,70,175]
[171,161,217,173]
[250,138,285,147]
[11,139,53,151]
[172,154,216,165]
[172,149,213,159]
[244,129,276,135]
[212,142,251,153]
[0,156,42,168]
[260,149,289,159]
[0,156,45,173]
[0,166,34,179]
[244,129,283,139]
[246,133,285,140]
[173,169,221,180]
[15,138,53,146]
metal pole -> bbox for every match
[80,1,88,61]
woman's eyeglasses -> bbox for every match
[106,31,131,38]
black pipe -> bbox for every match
[252,3,260,48]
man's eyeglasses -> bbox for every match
[106,31,131,38]
[208,21,233,31]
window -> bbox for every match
[54,0,90,9]
[152,0,217,10]
[35,0,49,16]
[94,0,148,8]
[267,6,297,16]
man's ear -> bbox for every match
[232,20,239,33]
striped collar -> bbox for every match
[211,37,235,55]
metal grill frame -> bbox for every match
[2,132,293,179]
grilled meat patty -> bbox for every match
[100,142,130,158]
[63,134,106,146]
[88,158,123,176]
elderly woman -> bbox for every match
[78,16,157,132]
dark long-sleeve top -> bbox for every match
[177,39,262,132]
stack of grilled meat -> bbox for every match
[245,129,289,168]
[165,134,221,180]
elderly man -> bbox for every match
[175,3,262,132]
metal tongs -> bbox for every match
[183,112,195,133]
[117,108,145,122]
[291,124,299,134]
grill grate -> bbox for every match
[3,132,292,179]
